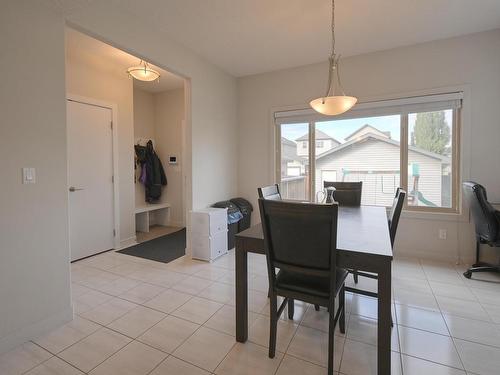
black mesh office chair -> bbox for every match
[462,182,500,278]
[323,181,363,206]
[258,199,347,375]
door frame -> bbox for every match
[66,94,121,250]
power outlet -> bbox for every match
[438,229,447,240]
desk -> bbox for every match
[235,205,393,374]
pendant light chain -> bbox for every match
[324,0,336,99]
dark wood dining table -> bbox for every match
[234,205,393,375]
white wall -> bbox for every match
[133,87,185,227]
[237,29,500,264]
[0,1,73,353]
[66,53,136,246]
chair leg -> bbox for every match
[269,294,278,358]
[314,304,320,311]
[339,286,346,334]
[328,304,335,375]
[288,298,295,320]
[353,270,359,284]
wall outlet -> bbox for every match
[438,229,447,240]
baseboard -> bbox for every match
[394,247,471,264]
[0,305,73,355]
[119,236,137,249]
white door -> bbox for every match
[67,100,115,261]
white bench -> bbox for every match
[135,203,171,233]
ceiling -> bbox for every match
[59,0,500,77]
[65,28,184,93]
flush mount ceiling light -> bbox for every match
[310,0,357,116]
[127,60,160,82]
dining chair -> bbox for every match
[258,199,347,375]
[325,181,363,283]
[349,189,405,294]
[323,181,363,206]
[462,181,500,278]
[258,184,282,200]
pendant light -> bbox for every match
[127,60,160,82]
[310,0,357,115]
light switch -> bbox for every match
[22,168,36,184]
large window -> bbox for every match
[275,93,461,212]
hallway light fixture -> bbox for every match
[310,0,357,116]
[127,60,160,82]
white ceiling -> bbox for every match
[58,0,500,77]
[65,27,184,93]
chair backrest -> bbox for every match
[258,184,282,200]
[388,188,406,247]
[463,181,499,242]
[258,199,338,281]
[323,181,362,206]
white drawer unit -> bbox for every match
[190,208,228,261]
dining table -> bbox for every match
[234,205,393,375]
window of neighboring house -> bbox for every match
[275,92,461,212]
[302,141,307,149]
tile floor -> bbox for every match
[2,250,500,374]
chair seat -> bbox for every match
[276,268,348,298]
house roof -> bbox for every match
[316,132,451,164]
[296,129,340,143]
[281,137,296,147]
[344,124,391,141]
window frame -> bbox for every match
[275,94,461,214]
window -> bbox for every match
[275,93,461,212]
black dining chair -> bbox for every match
[462,181,500,278]
[258,199,347,375]
[258,184,282,200]
[323,181,363,206]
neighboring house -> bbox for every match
[296,129,341,156]
[315,127,450,207]
[281,137,306,177]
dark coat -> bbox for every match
[136,141,167,203]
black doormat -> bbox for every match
[117,228,186,263]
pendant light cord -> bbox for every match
[324,0,336,100]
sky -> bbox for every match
[281,110,452,145]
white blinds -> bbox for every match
[274,92,463,124]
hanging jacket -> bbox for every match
[143,140,167,203]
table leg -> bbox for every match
[235,241,248,342]
[378,262,392,375]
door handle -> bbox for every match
[69,186,84,192]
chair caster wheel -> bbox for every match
[463,270,472,279]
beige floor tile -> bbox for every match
[287,325,343,369]
[58,327,131,373]
[228,289,269,313]
[171,296,223,324]
[455,338,500,375]
[276,354,329,375]
[150,356,210,375]
[429,280,478,301]
[34,317,100,354]
[347,294,380,319]
[347,314,400,352]
[248,274,270,294]
[89,341,166,375]
[395,304,449,335]
[77,270,122,290]
[80,298,137,325]
[471,287,500,306]
[248,314,298,353]
[147,271,190,289]
[107,262,147,277]
[482,302,500,324]
[436,295,491,322]
[215,342,283,375]
[171,276,213,295]
[73,290,114,314]
[340,339,402,375]
[392,276,433,295]
[260,298,308,323]
[398,325,463,369]
[118,283,165,304]
[300,304,347,336]
[173,327,235,372]
[71,283,93,299]
[93,277,141,296]
[138,315,200,353]
[107,306,166,338]
[197,282,234,304]
[25,357,84,375]
[0,342,52,375]
[444,314,500,348]
[203,305,259,336]
[144,289,192,313]
[401,354,465,375]
[393,288,439,311]
[194,265,231,281]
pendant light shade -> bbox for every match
[310,0,357,116]
[310,95,357,116]
[127,60,160,82]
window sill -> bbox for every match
[399,208,467,223]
